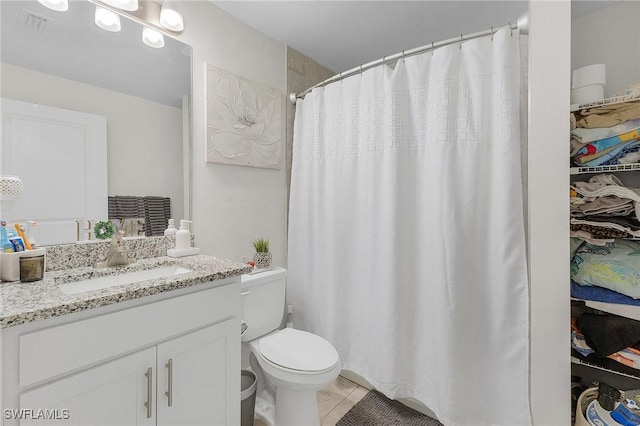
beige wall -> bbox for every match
[285,47,334,229]
[175,2,287,265]
[286,47,334,191]
[1,63,184,220]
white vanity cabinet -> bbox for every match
[1,278,241,426]
[156,320,236,426]
[19,346,157,426]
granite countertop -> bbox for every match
[0,255,252,329]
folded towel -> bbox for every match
[570,229,614,245]
[109,196,171,237]
[571,174,640,220]
[570,218,640,237]
[571,280,640,307]
[575,101,640,128]
[570,195,635,217]
[572,118,640,144]
[574,128,640,159]
[579,140,640,167]
[577,313,640,356]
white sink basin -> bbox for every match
[59,265,192,295]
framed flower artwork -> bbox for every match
[206,64,283,169]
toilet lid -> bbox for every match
[259,328,339,372]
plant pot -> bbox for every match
[253,252,272,268]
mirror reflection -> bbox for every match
[0,0,191,246]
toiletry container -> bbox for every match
[164,219,177,236]
[1,248,46,282]
[20,250,45,282]
[175,220,191,250]
[167,220,199,258]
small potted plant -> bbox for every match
[252,237,272,269]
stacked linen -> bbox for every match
[570,174,640,242]
[571,240,640,300]
[108,195,171,237]
[571,102,640,166]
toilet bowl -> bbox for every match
[241,268,341,426]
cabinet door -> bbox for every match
[156,319,240,426]
[1,98,107,245]
[19,347,156,426]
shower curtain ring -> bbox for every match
[491,26,494,41]
[431,42,434,56]
[401,50,405,63]
[459,34,463,49]
[359,65,363,76]
[510,23,514,36]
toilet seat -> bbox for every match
[258,328,339,373]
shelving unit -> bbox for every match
[571,163,640,175]
[571,356,640,381]
[571,298,640,322]
[570,95,640,394]
[571,356,640,392]
[571,93,640,113]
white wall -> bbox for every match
[0,64,185,220]
[175,2,287,265]
[572,1,640,97]
[528,0,571,424]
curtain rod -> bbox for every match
[289,13,528,105]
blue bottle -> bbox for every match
[0,220,14,253]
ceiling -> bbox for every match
[0,1,615,105]
[213,0,616,74]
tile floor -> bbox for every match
[253,376,368,426]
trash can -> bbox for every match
[241,370,257,426]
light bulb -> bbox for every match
[95,6,121,32]
[37,0,68,12]
[142,27,165,49]
[160,0,184,32]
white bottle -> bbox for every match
[175,220,192,251]
[164,219,177,236]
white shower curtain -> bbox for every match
[288,28,529,426]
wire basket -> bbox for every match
[0,176,23,202]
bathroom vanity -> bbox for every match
[0,254,251,426]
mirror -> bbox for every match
[0,0,191,245]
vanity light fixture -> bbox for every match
[36,0,68,12]
[159,0,183,32]
[95,5,121,32]
[142,27,164,48]
[108,0,139,12]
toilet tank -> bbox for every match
[241,267,286,342]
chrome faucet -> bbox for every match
[95,230,135,268]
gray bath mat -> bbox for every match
[336,390,443,426]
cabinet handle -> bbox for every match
[144,367,152,418]
[165,359,173,407]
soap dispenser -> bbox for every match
[175,220,191,250]
[167,220,200,258]
[164,219,177,236]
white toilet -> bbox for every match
[241,267,341,426]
